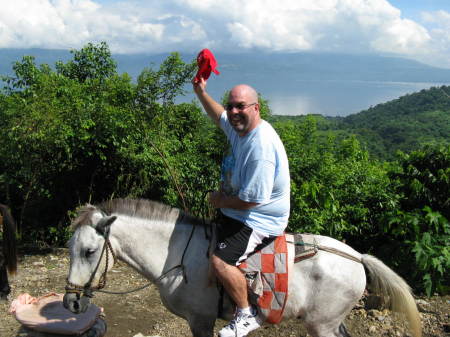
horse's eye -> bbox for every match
[85,249,96,258]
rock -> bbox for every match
[367,309,382,317]
[416,299,429,306]
[416,298,432,313]
[377,315,385,321]
[353,308,367,318]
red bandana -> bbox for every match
[194,48,220,82]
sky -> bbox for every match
[1,0,450,68]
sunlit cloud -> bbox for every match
[0,0,449,67]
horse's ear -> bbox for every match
[95,216,117,236]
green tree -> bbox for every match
[275,117,395,246]
[384,145,450,295]
[0,43,202,245]
[136,52,196,110]
[55,42,117,82]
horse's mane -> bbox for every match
[71,198,182,230]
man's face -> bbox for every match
[226,87,260,136]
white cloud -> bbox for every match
[0,0,201,52]
[176,0,433,55]
[416,10,450,67]
[0,0,448,67]
[371,18,430,54]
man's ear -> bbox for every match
[96,216,117,236]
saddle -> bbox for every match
[209,224,319,324]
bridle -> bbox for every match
[65,225,116,298]
[64,210,201,299]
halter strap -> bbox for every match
[65,230,116,297]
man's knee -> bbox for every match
[211,254,232,275]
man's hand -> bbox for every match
[192,76,207,97]
[208,191,259,210]
[208,191,224,208]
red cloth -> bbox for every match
[194,48,220,82]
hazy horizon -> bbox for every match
[2,48,450,117]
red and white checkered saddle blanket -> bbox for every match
[238,233,318,324]
[238,234,289,324]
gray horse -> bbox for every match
[64,199,421,337]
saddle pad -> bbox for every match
[11,293,102,335]
[291,233,319,262]
[239,234,289,324]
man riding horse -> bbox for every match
[192,77,290,337]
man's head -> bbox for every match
[226,84,260,136]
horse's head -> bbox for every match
[63,208,117,314]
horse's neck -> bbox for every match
[109,214,202,282]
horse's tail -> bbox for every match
[361,254,421,337]
[0,204,17,275]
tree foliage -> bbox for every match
[0,42,217,243]
[383,146,450,295]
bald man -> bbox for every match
[193,78,290,337]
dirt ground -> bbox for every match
[0,248,448,337]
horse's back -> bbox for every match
[312,234,362,259]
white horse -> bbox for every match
[63,199,421,337]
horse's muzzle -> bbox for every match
[63,292,91,314]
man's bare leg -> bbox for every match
[211,254,249,308]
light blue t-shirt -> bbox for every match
[219,111,290,236]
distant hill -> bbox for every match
[273,86,450,160]
[341,85,450,159]
[2,48,450,83]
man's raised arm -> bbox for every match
[192,77,225,127]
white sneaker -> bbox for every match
[218,308,262,337]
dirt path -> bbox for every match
[0,248,448,337]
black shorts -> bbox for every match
[214,214,276,266]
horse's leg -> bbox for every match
[187,315,216,337]
[338,323,352,336]
[0,264,11,300]
[305,316,352,337]
[292,252,365,337]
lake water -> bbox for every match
[182,79,449,117]
[266,80,449,116]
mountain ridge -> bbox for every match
[2,48,450,83]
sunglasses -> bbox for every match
[225,102,257,111]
